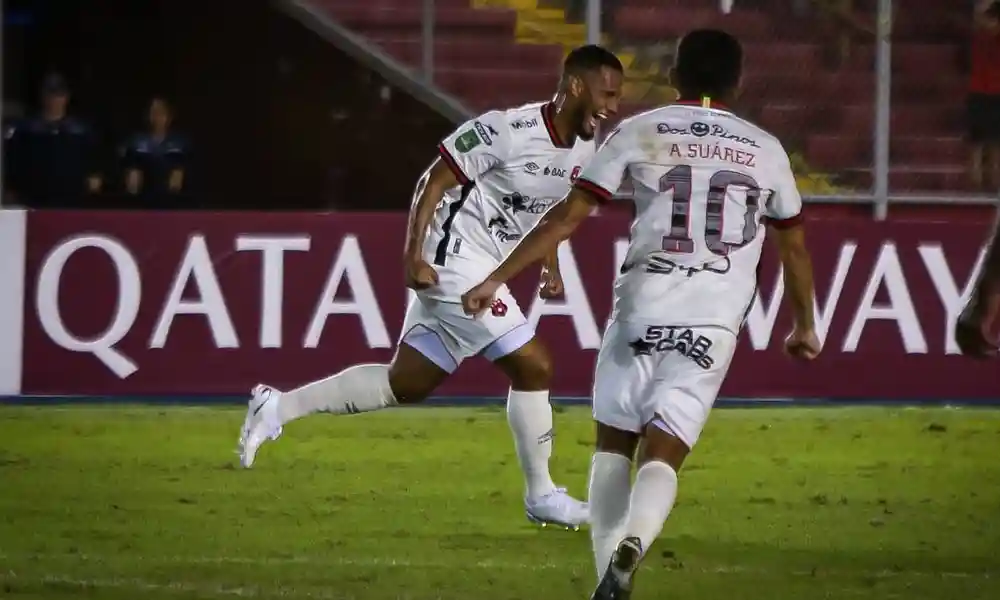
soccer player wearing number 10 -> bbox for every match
[237,45,625,531]
[461,30,822,599]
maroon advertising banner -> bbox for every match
[19,210,999,400]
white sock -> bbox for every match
[276,364,397,425]
[588,451,632,579]
[506,389,557,499]
[623,460,679,557]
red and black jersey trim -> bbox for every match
[437,143,471,186]
[573,178,614,204]
[765,213,804,229]
[542,102,573,149]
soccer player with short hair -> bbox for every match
[460,30,821,598]
[238,45,624,530]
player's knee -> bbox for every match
[508,351,553,391]
[639,419,691,472]
[386,374,433,405]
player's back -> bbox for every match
[593,101,802,333]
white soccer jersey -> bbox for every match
[574,101,803,333]
[426,102,597,300]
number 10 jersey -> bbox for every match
[574,101,804,334]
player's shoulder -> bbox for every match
[472,101,547,138]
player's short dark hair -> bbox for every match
[674,29,743,99]
[562,44,623,79]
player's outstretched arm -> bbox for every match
[402,160,460,290]
[462,189,597,314]
[769,221,821,360]
[956,209,1000,357]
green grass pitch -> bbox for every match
[1,404,999,599]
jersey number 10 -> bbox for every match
[659,165,762,256]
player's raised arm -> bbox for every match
[462,125,631,314]
[404,112,515,289]
[765,152,820,360]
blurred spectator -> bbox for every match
[801,0,875,68]
[968,0,1000,190]
[119,97,191,208]
[2,74,102,208]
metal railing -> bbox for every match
[393,0,999,216]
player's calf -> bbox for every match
[494,337,553,391]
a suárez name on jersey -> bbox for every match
[655,120,759,167]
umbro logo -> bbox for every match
[524,162,540,175]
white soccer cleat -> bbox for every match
[525,487,589,531]
[237,384,283,468]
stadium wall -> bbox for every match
[0,208,997,402]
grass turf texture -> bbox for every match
[1,405,998,599]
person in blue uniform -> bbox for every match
[3,74,102,208]
[120,96,190,208]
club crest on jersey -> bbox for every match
[490,298,508,317]
[571,166,581,181]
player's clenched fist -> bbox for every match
[784,327,821,361]
[462,279,501,316]
[405,257,439,290]
[538,267,564,300]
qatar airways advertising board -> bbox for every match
[0,209,996,401]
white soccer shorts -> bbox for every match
[592,320,739,449]
[399,286,536,374]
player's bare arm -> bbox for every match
[769,220,821,360]
[956,210,1000,358]
[403,159,459,290]
[463,189,597,314]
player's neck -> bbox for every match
[675,93,734,109]
[548,95,578,147]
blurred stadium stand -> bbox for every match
[1,0,988,207]
[310,0,977,195]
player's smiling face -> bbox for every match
[573,66,623,141]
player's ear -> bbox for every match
[568,74,586,98]
[666,67,677,89]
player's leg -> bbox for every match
[237,297,457,467]
[592,326,737,600]
[468,292,586,528]
[588,422,639,578]
[492,338,558,501]
[587,320,645,580]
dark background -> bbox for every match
[2,0,455,209]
